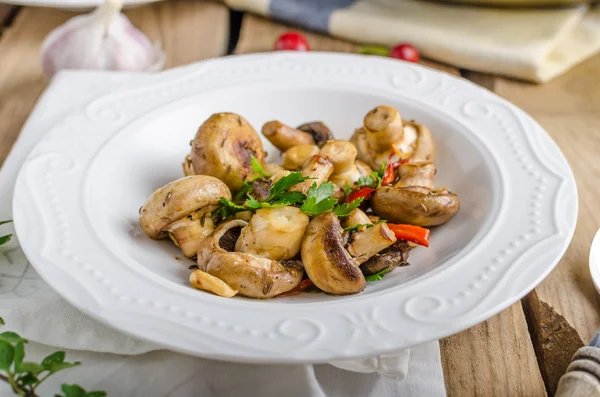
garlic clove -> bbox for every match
[41,0,165,76]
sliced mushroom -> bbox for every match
[360,241,411,276]
[139,176,231,256]
[350,127,388,171]
[191,113,266,191]
[281,144,320,170]
[347,222,397,264]
[372,186,460,227]
[235,207,309,261]
[301,212,365,295]
[197,220,303,298]
[297,121,334,147]
[264,163,285,176]
[320,140,362,188]
[262,121,314,152]
[403,120,434,163]
[289,154,334,194]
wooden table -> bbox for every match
[0,2,598,395]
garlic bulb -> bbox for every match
[41,0,165,76]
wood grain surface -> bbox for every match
[0,1,228,166]
[496,55,600,393]
[236,14,547,397]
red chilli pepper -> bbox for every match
[346,187,376,203]
[381,162,401,185]
[387,224,430,247]
[278,278,316,297]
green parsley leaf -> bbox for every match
[365,267,391,282]
[343,184,354,196]
[19,373,38,385]
[250,155,269,179]
[343,219,387,232]
[300,182,338,216]
[50,361,81,373]
[0,220,12,226]
[267,172,309,201]
[357,162,386,189]
[233,181,253,203]
[245,196,262,210]
[60,384,87,397]
[0,316,4,326]
[0,331,27,344]
[332,198,364,217]
[213,197,248,219]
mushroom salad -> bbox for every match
[139,106,460,298]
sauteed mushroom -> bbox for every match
[343,209,397,264]
[235,207,309,261]
[191,113,266,191]
[197,220,303,298]
[290,154,334,195]
[301,212,366,294]
[281,144,320,170]
[360,241,411,276]
[320,140,362,188]
[262,121,314,152]
[297,121,334,147]
[139,175,230,257]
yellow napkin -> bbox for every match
[226,0,600,82]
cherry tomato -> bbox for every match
[274,32,310,51]
[389,43,420,63]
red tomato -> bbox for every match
[389,43,420,63]
[274,32,310,51]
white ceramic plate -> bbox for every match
[1,0,160,9]
[589,229,600,293]
[13,52,578,363]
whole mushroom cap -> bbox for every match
[139,175,231,239]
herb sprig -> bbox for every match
[357,162,386,189]
[365,267,391,281]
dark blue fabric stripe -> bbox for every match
[269,0,356,33]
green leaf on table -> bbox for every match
[0,331,27,344]
[332,198,364,217]
[365,267,391,282]
[42,351,65,369]
[0,340,14,370]
[300,182,338,216]
[0,220,12,226]
[86,392,108,397]
[50,361,81,373]
[0,234,12,247]
[60,383,87,397]
[13,341,24,372]
[19,361,44,375]
[19,373,38,385]
[0,317,4,326]
[250,155,269,179]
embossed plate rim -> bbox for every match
[13,52,578,362]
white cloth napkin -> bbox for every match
[226,0,600,83]
[0,70,445,396]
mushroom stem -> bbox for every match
[165,207,216,257]
[397,162,435,189]
[289,155,334,194]
[190,269,238,298]
[282,144,320,170]
[343,208,372,228]
[347,223,397,264]
[297,122,334,147]
[363,106,404,153]
[262,121,315,152]
[182,155,195,176]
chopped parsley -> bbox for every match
[365,267,391,281]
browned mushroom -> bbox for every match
[262,121,314,152]
[301,212,365,294]
[297,121,334,147]
[139,175,230,257]
[191,113,266,191]
[342,209,397,264]
[360,241,411,276]
[196,220,304,298]
[289,154,334,195]
[281,144,320,170]
[320,140,362,188]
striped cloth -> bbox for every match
[227,0,600,83]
